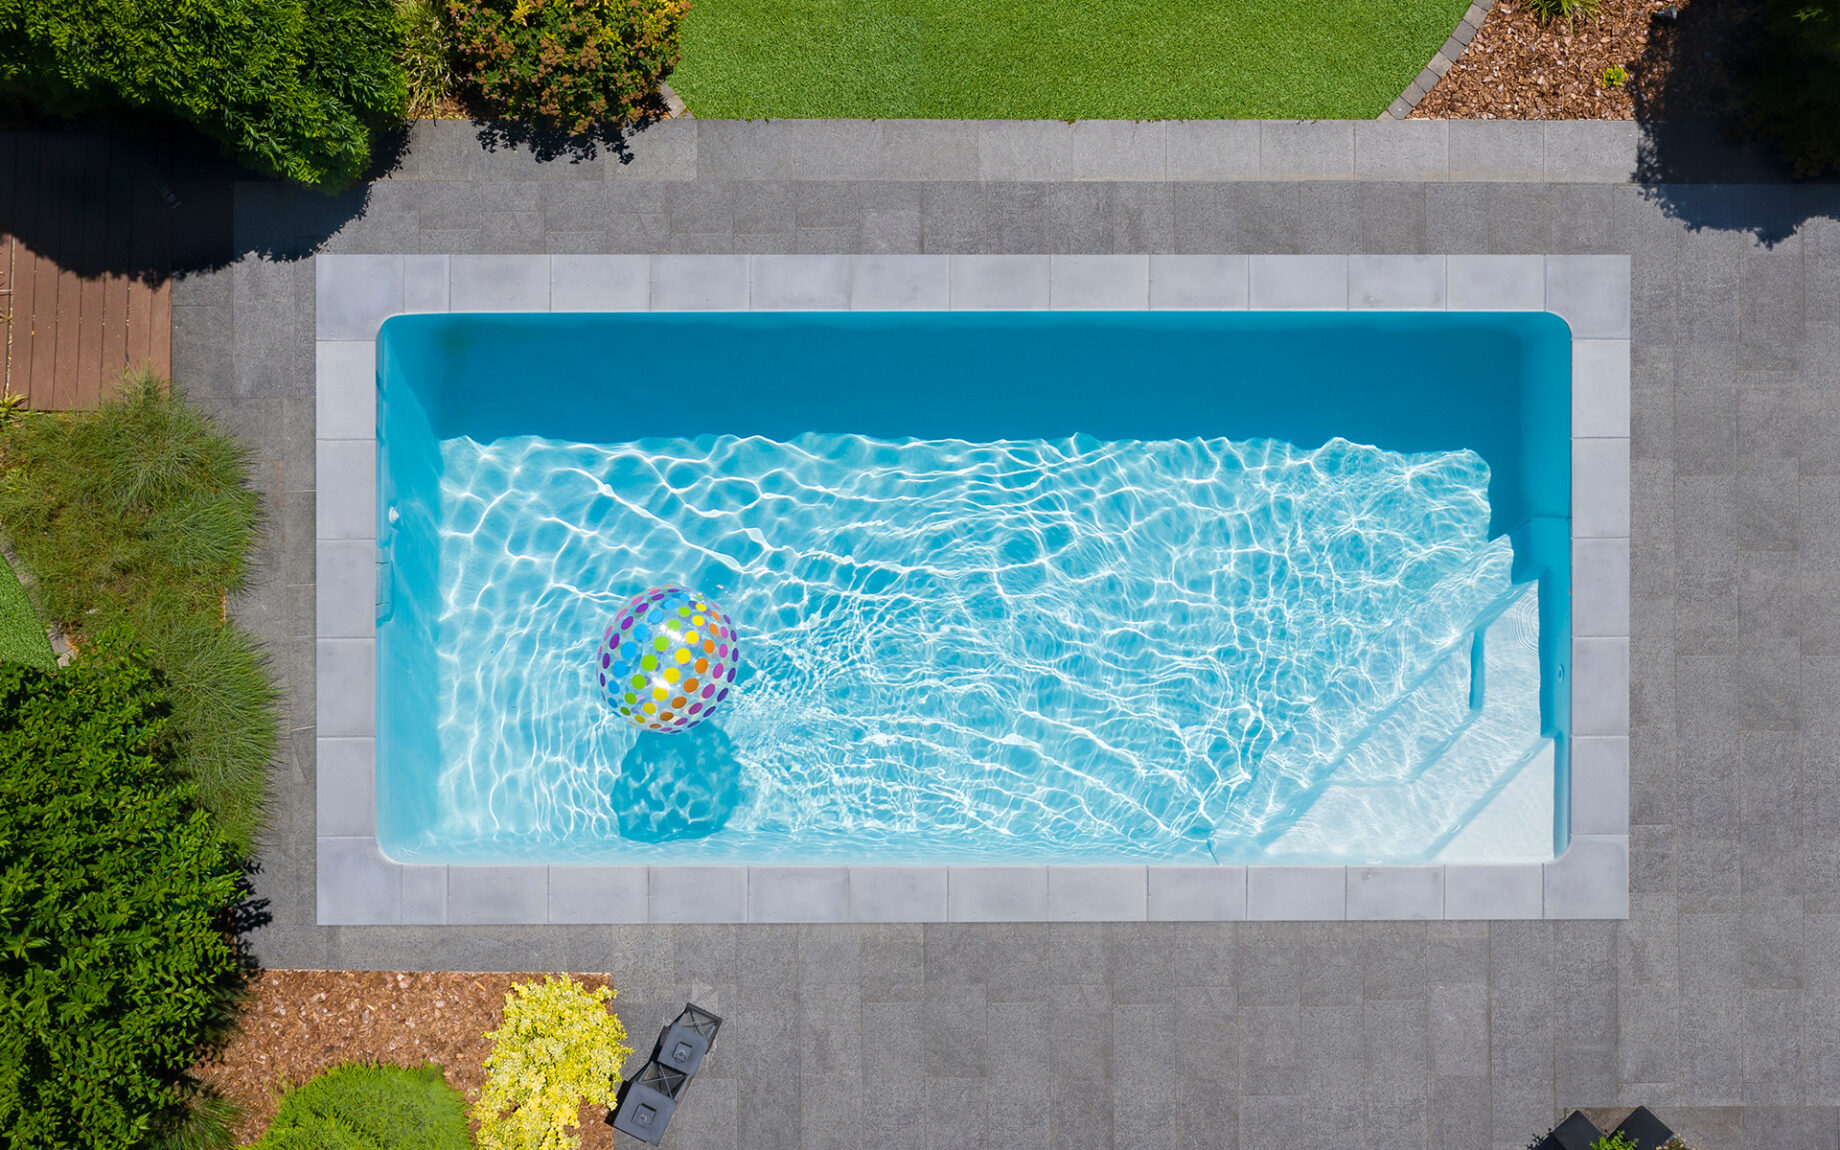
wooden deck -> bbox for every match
[0,132,173,410]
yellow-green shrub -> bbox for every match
[473,976,633,1150]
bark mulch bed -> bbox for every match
[192,970,621,1148]
[1411,0,1756,120]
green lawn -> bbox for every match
[0,553,54,671]
[669,0,1467,120]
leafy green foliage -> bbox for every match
[1590,1133,1640,1150]
[399,0,457,117]
[0,641,247,1150]
[253,1063,474,1150]
[474,977,632,1150]
[1747,0,1840,174]
[0,0,405,187]
[668,0,1468,118]
[0,552,52,670]
[0,372,278,852]
[446,0,688,133]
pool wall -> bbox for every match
[316,252,1630,923]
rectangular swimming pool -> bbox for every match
[375,310,1572,867]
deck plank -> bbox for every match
[11,134,41,406]
[25,136,60,411]
[74,138,110,407]
[125,164,158,372]
[99,144,132,389]
[48,137,85,411]
[0,133,15,396]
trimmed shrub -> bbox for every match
[1747,0,1840,175]
[474,976,633,1150]
[0,641,247,1150]
[0,0,405,187]
[446,0,689,133]
[0,372,278,853]
[253,1063,474,1150]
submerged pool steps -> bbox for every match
[1253,584,1552,863]
[1208,540,1519,846]
[1208,537,1554,864]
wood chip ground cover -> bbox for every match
[192,970,621,1148]
[1413,0,1754,118]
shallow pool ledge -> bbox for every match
[315,252,1630,923]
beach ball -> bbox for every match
[598,586,741,733]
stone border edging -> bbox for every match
[1382,0,1498,120]
[386,118,1640,184]
[315,251,1630,925]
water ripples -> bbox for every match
[423,432,1500,863]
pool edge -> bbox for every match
[315,251,1630,924]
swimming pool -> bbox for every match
[375,310,1571,867]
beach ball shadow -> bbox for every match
[612,722,746,843]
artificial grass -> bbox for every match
[0,551,54,670]
[668,0,1470,120]
[0,373,277,854]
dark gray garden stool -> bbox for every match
[1613,1106,1675,1150]
[1535,1111,1604,1150]
[656,1003,722,1076]
[609,1003,724,1145]
[610,1061,689,1146]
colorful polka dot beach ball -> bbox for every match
[599,586,741,733]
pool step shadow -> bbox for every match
[1208,535,1555,864]
[1245,583,1552,863]
[1207,539,1518,844]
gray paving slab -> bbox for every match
[1048,254,1149,309]
[750,867,850,923]
[1248,867,1347,921]
[1148,253,1249,308]
[1248,253,1348,308]
[1447,253,1546,311]
[548,866,649,923]
[448,866,551,925]
[1574,339,1633,437]
[1147,867,1248,921]
[1354,122,1448,182]
[1349,253,1446,309]
[1348,866,1444,920]
[1046,867,1148,922]
[314,340,375,439]
[949,253,1051,309]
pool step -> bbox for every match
[1251,584,1552,863]
[1208,538,1518,842]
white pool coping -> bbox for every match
[315,252,1631,924]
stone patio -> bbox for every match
[177,118,1840,1150]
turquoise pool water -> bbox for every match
[376,311,1572,865]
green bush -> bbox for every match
[0,373,278,853]
[0,0,405,187]
[1748,0,1840,175]
[253,1063,474,1150]
[446,0,689,133]
[0,641,247,1150]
